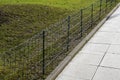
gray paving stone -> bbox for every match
[88,32,115,44]
[89,37,111,44]
[81,43,109,54]
[112,33,120,44]
[101,54,120,69]
[107,44,120,54]
[80,51,104,55]
[93,32,115,37]
[56,63,97,80]
[92,67,120,80]
[107,16,120,23]
[104,20,120,25]
[56,74,89,80]
[70,53,103,66]
[99,24,120,32]
[112,38,120,45]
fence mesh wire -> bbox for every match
[0,0,117,80]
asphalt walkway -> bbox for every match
[55,6,120,80]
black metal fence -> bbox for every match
[0,0,117,80]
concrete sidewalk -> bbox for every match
[55,6,120,80]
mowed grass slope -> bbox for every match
[0,0,97,52]
[0,4,70,52]
[0,0,97,10]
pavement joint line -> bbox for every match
[87,64,101,67]
[107,53,120,55]
[100,66,120,70]
[91,41,111,80]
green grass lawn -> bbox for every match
[0,0,98,52]
[0,0,97,10]
[0,4,71,52]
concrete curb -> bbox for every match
[46,3,120,80]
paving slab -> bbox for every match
[101,54,120,69]
[56,75,89,80]
[93,67,120,80]
[99,23,120,32]
[70,53,103,66]
[112,38,120,45]
[81,43,109,54]
[55,64,97,80]
[99,7,120,32]
[107,44,120,54]
[93,32,115,37]
[111,33,120,44]
[108,16,120,21]
[89,37,112,44]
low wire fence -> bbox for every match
[0,0,118,80]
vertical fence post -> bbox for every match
[99,0,102,20]
[80,9,83,38]
[42,30,45,80]
[91,4,94,28]
[67,16,70,51]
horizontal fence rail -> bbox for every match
[0,0,118,80]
